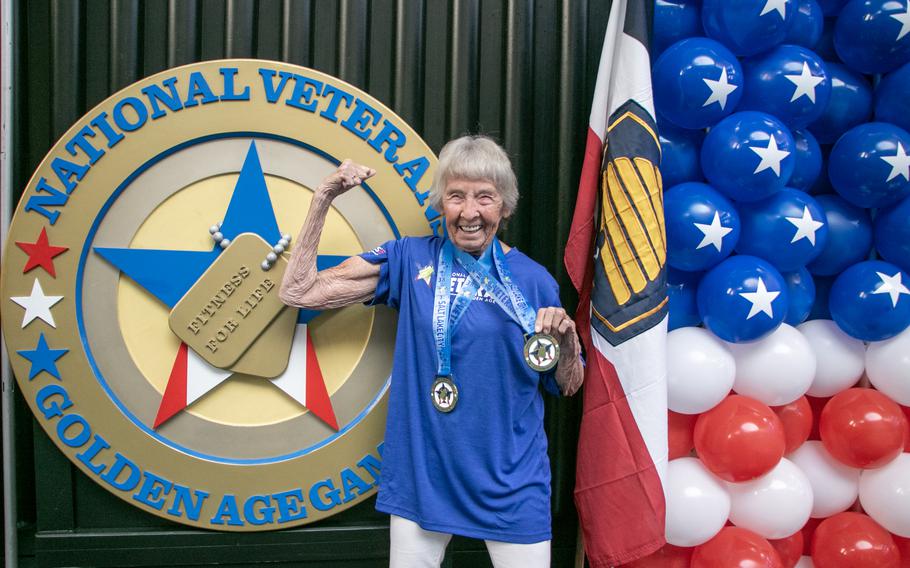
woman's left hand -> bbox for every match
[534,306,578,350]
[535,307,584,395]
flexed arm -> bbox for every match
[279,160,382,310]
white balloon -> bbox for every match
[866,326,910,406]
[798,319,865,398]
[788,440,860,518]
[795,556,814,568]
[667,327,735,414]
[726,458,813,539]
[727,323,816,406]
[665,457,731,547]
[859,453,910,537]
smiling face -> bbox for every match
[442,177,508,254]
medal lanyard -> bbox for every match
[453,239,538,336]
[433,240,484,377]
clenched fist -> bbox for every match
[317,159,377,200]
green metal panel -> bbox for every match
[9,0,614,565]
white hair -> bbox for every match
[428,135,519,216]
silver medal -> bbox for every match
[431,376,458,412]
[523,333,559,372]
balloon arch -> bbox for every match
[645,0,910,566]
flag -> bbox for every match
[564,0,669,565]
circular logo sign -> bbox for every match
[1,60,440,530]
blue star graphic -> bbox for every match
[94,141,344,323]
[17,332,68,380]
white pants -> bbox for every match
[389,515,551,568]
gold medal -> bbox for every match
[524,333,559,372]
[431,376,458,412]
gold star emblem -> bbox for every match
[416,264,434,286]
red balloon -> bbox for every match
[819,388,908,468]
[769,532,804,568]
[902,405,910,453]
[801,517,823,555]
[694,395,786,482]
[772,396,813,454]
[893,534,910,567]
[692,526,783,568]
[807,396,830,441]
[811,512,900,567]
[669,410,697,459]
[621,543,693,568]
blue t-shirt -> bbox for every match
[360,235,562,543]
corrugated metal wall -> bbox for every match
[9,0,614,566]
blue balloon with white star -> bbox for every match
[668,267,704,330]
[807,194,873,276]
[875,194,910,273]
[739,45,831,129]
[665,182,741,271]
[697,255,789,342]
[659,121,705,188]
[701,111,796,202]
[654,0,703,57]
[807,62,872,144]
[653,38,744,130]
[787,0,825,48]
[875,62,910,135]
[735,188,829,272]
[789,129,824,191]
[828,122,910,208]
[829,260,910,340]
[783,267,816,324]
[834,0,910,74]
[702,0,797,56]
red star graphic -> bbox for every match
[16,227,69,277]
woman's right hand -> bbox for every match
[318,159,377,200]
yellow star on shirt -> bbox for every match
[416,264,434,286]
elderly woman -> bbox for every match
[279,135,583,568]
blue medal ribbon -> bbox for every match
[432,238,539,379]
[432,240,484,378]
[453,239,537,335]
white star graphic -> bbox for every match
[702,68,738,110]
[750,136,790,177]
[784,62,825,103]
[785,206,825,245]
[873,271,910,308]
[881,142,910,182]
[760,0,787,18]
[739,277,780,320]
[891,4,910,41]
[694,211,734,252]
[10,278,64,328]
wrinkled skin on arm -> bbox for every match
[279,160,381,310]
